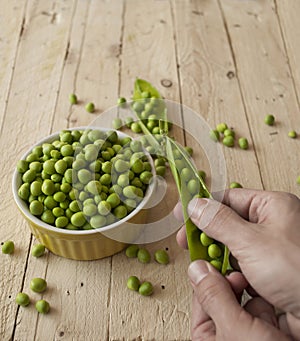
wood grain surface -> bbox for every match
[1,1,299,340]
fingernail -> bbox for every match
[187,198,208,217]
[188,260,209,285]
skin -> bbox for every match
[174,189,300,341]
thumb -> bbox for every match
[188,260,244,331]
[188,198,254,252]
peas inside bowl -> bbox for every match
[12,127,156,260]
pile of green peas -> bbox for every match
[210,122,249,150]
[17,129,154,230]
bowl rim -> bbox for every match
[12,126,156,235]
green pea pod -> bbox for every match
[165,137,208,261]
[133,79,162,100]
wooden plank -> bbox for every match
[0,1,29,338]
[172,0,263,192]
[2,0,76,339]
[0,0,27,132]
[219,0,300,195]
[16,1,124,340]
[109,0,191,340]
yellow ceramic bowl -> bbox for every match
[12,127,155,260]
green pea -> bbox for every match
[29,200,44,216]
[85,102,95,113]
[223,129,235,138]
[208,244,222,259]
[50,149,61,159]
[102,161,112,174]
[31,244,45,257]
[200,232,214,247]
[32,145,43,157]
[180,168,193,182]
[198,170,206,181]
[230,182,242,189]
[140,171,153,185]
[222,136,234,147]
[41,210,55,224]
[41,179,55,195]
[69,93,77,104]
[139,281,153,296]
[99,174,111,186]
[22,169,36,183]
[18,183,30,200]
[216,123,228,133]
[17,160,29,173]
[124,199,137,212]
[85,180,102,195]
[69,200,81,213]
[131,177,143,188]
[210,260,222,271]
[114,159,130,173]
[288,130,297,138]
[209,129,220,142]
[53,159,67,175]
[60,200,69,210]
[30,181,42,196]
[2,241,14,254]
[112,118,123,130]
[60,183,71,193]
[238,137,249,150]
[29,161,42,173]
[65,208,73,219]
[127,276,140,291]
[184,146,193,156]
[131,122,142,133]
[42,143,55,156]
[120,137,132,146]
[117,97,126,106]
[122,186,137,199]
[97,201,111,216]
[35,299,50,314]
[77,169,92,184]
[53,191,66,203]
[264,114,275,126]
[90,215,107,228]
[132,101,144,112]
[125,244,139,258]
[30,277,47,293]
[50,174,62,183]
[155,166,166,177]
[71,212,86,227]
[174,159,185,171]
[83,203,98,217]
[15,292,30,307]
[43,159,56,175]
[113,205,127,219]
[154,250,169,265]
[44,195,57,209]
[131,159,145,174]
[154,158,165,167]
[137,248,151,264]
[125,116,134,128]
[26,152,39,163]
[187,179,199,195]
[55,216,69,228]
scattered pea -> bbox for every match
[264,114,275,126]
[85,102,95,113]
[127,276,140,291]
[31,244,46,257]
[184,146,193,156]
[216,123,228,133]
[69,93,77,105]
[137,248,151,264]
[238,137,249,150]
[112,118,123,130]
[139,281,153,296]
[125,244,139,258]
[15,293,30,307]
[288,130,297,138]
[222,135,234,147]
[30,278,47,293]
[223,129,235,138]
[2,240,14,254]
[230,182,242,189]
[35,299,50,314]
[154,250,169,265]
[117,97,126,106]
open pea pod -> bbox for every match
[165,137,230,274]
[131,79,230,274]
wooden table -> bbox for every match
[1,1,300,340]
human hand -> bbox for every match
[174,189,300,340]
